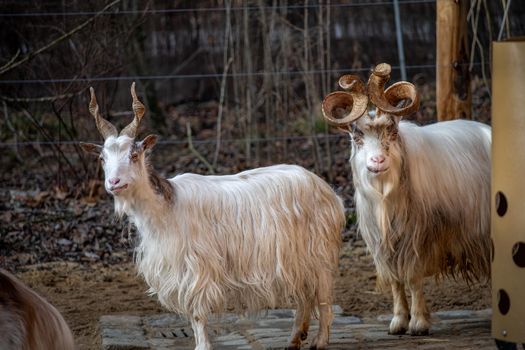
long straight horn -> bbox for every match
[120,82,145,138]
[89,87,118,139]
[322,75,368,127]
[368,63,420,116]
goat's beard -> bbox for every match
[114,196,128,219]
[369,169,398,197]
[351,142,404,250]
[351,147,403,200]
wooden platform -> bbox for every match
[100,307,495,349]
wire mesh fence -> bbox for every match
[0,0,522,184]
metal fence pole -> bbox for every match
[393,0,407,81]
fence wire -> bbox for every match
[0,134,348,148]
[0,0,500,150]
[0,0,436,17]
[0,62,489,85]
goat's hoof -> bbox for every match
[388,315,408,335]
[409,328,429,336]
[408,317,430,336]
[309,335,328,350]
[388,328,407,335]
[287,330,308,349]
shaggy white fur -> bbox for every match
[125,164,344,349]
[84,138,344,350]
[350,114,491,335]
[0,269,75,350]
[82,85,345,349]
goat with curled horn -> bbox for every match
[322,63,491,336]
[80,83,345,350]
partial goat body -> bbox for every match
[0,269,75,350]
[355,119,491,286]
[81,84,345,350]
[133,165,343,319]
[322,63,491,336]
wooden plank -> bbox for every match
[101,309,494,349]
[436,0,472,120]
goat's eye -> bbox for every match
[99,156,105,163]
[351,131,364,146]
[386,124,398,138]
[389,129,398,141]
[390,132,398,141]
[352,133,364,147]
[130,152,139,162]
[352,125,363,135]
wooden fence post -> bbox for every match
[436,0,472,120]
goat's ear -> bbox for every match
[79,142,102,156]
[140,134,158,152]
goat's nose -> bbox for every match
[109,178,121,185]
[371,155,385,164]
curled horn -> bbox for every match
[321,75,368,127]
[89,87,118,139]
[120,82,146,138]
[368,63,420,116]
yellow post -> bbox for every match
[492,39,525,344]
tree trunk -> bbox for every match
[436,0,471,121]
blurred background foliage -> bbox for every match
[0,0,523,186]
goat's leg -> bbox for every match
[287,302,312,350]
[407,278,431,336]
[310,272,333,350]
[191,317,212,350]
[388,280,409,335]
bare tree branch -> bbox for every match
[20,107,80,180]
[186,122,215,174]
[212,55,233,168]
[0,93,77,103]
[0,0,121,76]
[0,49,21,72]
[2,101,22,162]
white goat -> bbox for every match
[80,83,345,350]
[0,269,75,350]
[322,63,491,336]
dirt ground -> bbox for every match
[14,240,491,350]
[1,157,491,350]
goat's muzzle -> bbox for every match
[108,183,129,195]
